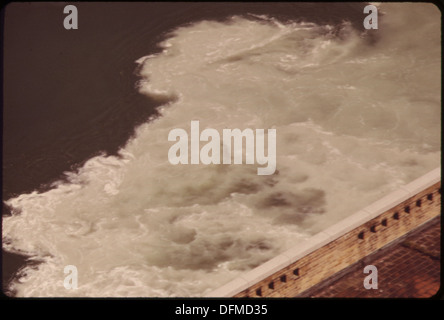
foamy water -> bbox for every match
[3,3,441,297]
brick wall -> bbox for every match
[206,168,441,297]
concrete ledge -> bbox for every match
[401,167,441,196]
[322,210,371,240]
[206,276,250,298]
[206,167,441,297]
[281,231,333,262]
[241,254,291,286]
[362,188,411,220]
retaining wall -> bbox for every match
[206,167,441,297]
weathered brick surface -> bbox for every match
[233,182,441,297]
[306,216,440,298]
